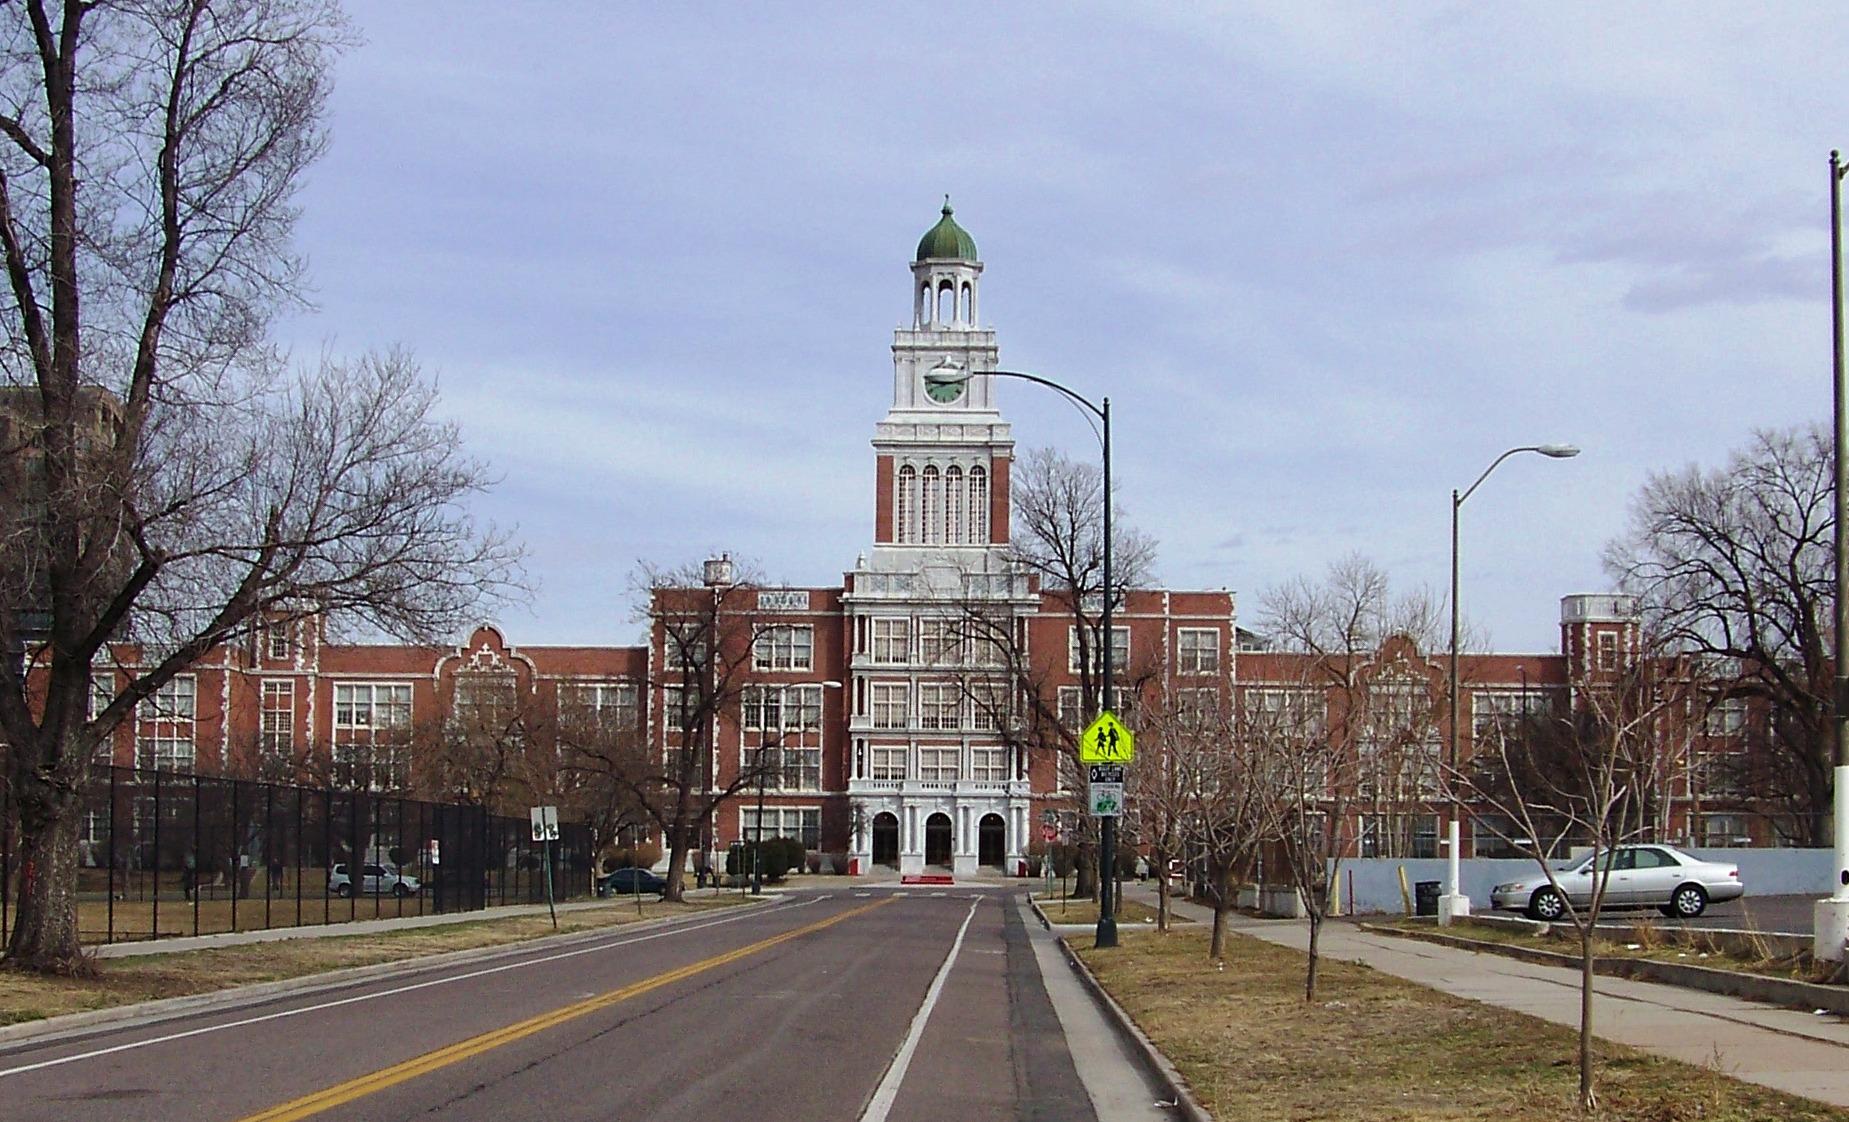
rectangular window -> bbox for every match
[970,746,1009,782]
[743,684,823,731]
[870,746,907,781]
[740,807,821,850]
[1596,631,1619,671]
[916,619,959,666]
[1175,688,1218,725]
[1471,691,1548,741]
[136,676,196,772]
[917,682,960,730]
[1057,686,1085,731]
[967,679,1008,732]
[265,620,292,661]
[870,683,909,729]
[747,741,822,791]
[1067,626,1130,674]
[1701,812,1749,847]
[1177,628,1220,674]
[332,682,412,791]
[918,746,960,783]
[871,618,910,664]
[753,625,814,671]
[563,680,640,731]
[89,672,115,721]
[1704,697,1747,738]
[261,679,295,760]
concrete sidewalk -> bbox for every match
[1120,884,1849,1109]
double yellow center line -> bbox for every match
[240,897,894,1121]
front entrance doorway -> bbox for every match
[872,812,899,868]
[978,813,1006,868]
[924,813,953,868]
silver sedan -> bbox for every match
[1489,844,1744,921]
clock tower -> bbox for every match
[871,199,1013,552]
[848,202,1034,879]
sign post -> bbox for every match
[530,806,560,930]
[1079,713,1134,942]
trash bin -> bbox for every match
[1414,880,1441,917]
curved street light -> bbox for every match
[926,359,1122,949]
[1443,443,1579,923]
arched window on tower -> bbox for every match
[896,465,916,543]
[945,466,964,544]
[921,466,942,545]
[968,465,988,543]
[918,283,931,327]
[937,282,954,326]
[959,282,972,325]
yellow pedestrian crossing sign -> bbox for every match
[1078,711,1134,764]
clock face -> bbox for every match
[926,375,965,404]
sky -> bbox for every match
[275,3,1842,653]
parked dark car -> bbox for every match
[599,867,668,897]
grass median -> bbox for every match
[1382,915,1831,985]
[1030,892,1172,926]
[1075,927,1848,1122]
[0,895,753,1028]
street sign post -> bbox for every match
[1078,712,1135,764]
[1087,763,1125,817]
[529,806,560,929]
[1079,765,1124,817]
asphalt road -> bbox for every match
[0,888,1156,1122]
[1650,892,1816,935]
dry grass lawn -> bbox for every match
[1076,927,1849,1122]
[1387,916,1835,985]
[0,896,749,1028]
[1031,892,1172,926]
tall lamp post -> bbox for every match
[1816,151,1849,963]
[1441,443,1579,925]
[926,359,1121,949]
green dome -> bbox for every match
[915,197,978,262]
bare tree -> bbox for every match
[0,3,521,972]
[944,446,1156,898]
[1452,654,1683,1113]
[1605,424,1833,844]
[1145,686,1269,957]
[576,562,777,902]
[1254,554,1444,999]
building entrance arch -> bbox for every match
[978,813,1006,868]
[871,812,899,868]
[924,812,953,868]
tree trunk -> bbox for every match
[4,782,87,972]
[1304,910,1323,1002]
[1579,929,1598,1111]
[662,823,690,903]
[1157,871,1170,932]
[1074,844,1097,900]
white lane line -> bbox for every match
[930,892,946,898]
[858,897,982,1122]
[0,898,810,1080]
[855,892,871,898]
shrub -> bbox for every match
[724,837,806,882]
[1048,842,1079,878]
[826,851,850,874]
[807,852,823,875]
[602,843,663,873]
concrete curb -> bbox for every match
[0,899,767,1053]
[1028,897,1213,1122]
[1364,922,1849,1018]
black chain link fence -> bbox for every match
[0,766,594,946]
